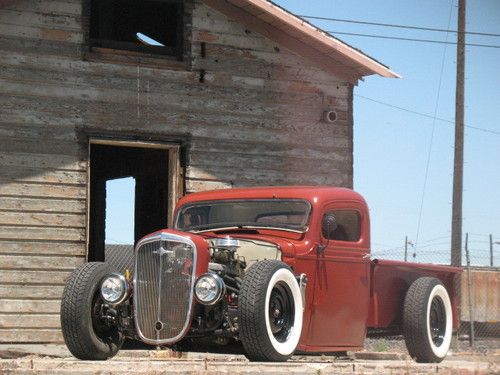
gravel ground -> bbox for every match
[364,336,500,356]
[0,339,498,374]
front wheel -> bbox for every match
[239,260,303,362]
[60,262,124,360]
[403,277,453,363]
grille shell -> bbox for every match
[133,233,196,345]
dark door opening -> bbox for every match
[88,143,171,263]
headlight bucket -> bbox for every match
[194,273,225,305]
[100,273,130,306]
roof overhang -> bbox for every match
[202,0,400,83]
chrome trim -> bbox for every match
[213,237,240,250]
[100,273,130,306]
[298,273,307,311]
[133,232,197,345]
[194,273,225,306]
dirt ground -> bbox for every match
[0,339,498,375]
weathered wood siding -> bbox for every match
[0,0,354,343]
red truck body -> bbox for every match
[172,186,461,352]
[61,185,461,362]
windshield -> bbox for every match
[175,199,311,232]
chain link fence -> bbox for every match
[105,244,135,275]
[372,233,500,350]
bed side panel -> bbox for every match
[368,260,461,329]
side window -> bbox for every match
[321,210,361,242]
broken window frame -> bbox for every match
[89,0,185,58]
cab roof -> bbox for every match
[176,186,367,208]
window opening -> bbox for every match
[90,0,184,57]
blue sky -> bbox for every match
[273,0,499,265]
[106,0,499,266]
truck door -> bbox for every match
[306,201,371,349]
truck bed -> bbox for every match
[367,259,462,329]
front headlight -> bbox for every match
[101,273,129,305]
[194,273,225,305]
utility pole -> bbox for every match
[451,0,466,267]
[490,234,495,267]
[404,236,414,262]
[405,235,408,262]
[464,233,475,346]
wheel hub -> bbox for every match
[268,282,295,342]
[430,296,447,347]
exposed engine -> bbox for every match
[187,237,281,341]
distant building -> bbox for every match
[0,0,397,343]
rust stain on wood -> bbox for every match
[196,30,219,43]
[39,27,72,42]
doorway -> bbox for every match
[87,140,181,265]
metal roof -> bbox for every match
[202,0,400,82]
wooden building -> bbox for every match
[0,0,397,343]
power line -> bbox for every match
[299,15,500,38]
[326,30,500,49]
[354,94,500,136]
[417,241,455,249]
[414,1,454,258]
[468,233,491,237]
[417,235,452,244]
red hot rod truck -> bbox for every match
[61,186,461,362]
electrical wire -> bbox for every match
[354,94,500,136]
[298,15,500,38]
[326,30,500,49]
[413,0,455,258]
[467,232,492,237]
[416,235,452,244]
[416,241,454,249]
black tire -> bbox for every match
[239,260,303,362]
[60,262,124,360]
[403,277,453,363]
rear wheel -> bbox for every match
[60,262,124,360]
[239,260,303,362]
[403,277,452,363]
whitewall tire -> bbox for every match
[239,260,303,361]
[403,277,453,363]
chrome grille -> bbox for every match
[134,233,196,344]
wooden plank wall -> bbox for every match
[0,0,354,343]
